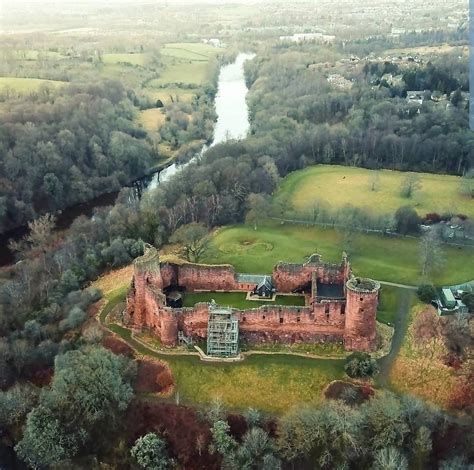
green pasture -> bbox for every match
[161,43,220,61]
[276,165,474,218]
[146,88,196,105]
[182,291,306,309]
[0,77,66,93]
[148,62,209,87]
[13,50,66,61]
[202,223,474,286]
[102,53,150,66]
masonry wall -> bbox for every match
[272,255,349,293]
[125,249,378,352]
[344,288,378,352]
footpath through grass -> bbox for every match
[203,222,474,286]
[276,165,474,218]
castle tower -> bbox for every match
[344,277,380,352]
[125,244,164,329]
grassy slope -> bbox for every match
[203,223,474,286]
[276,165,474,218]
[388,304,460,409]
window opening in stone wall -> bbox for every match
[280,318,284,324]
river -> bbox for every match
[153,52,255,185]
[0,53,255,266]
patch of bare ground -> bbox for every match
[324,380,374,406]
[390,305,473,413]
[134,357,175,397]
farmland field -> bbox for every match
[0,77,66,92]
[161,42,221,61]
[146,88,196,105]
[276,165,474,218]
[102,53,150,66]
[202,222,474,286]
[148,62,209,86]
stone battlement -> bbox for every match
[125,246,379,352]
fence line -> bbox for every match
[270,217,474,248]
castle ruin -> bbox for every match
[124,246,380,354]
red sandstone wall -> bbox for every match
[273,263,346,293]
[177,264,239,291]
[344,289,378,352]
[175,301,346,345]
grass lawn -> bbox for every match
[202,222,474,286]
[377,285,399,325]
[161,43,220,61]
[102,53,150,66]
[276,165,474,218]
[139,108,166,133]
[148,62,209,87]
[0,77,66,92]
[109,320,345,414]
[183,291,306,309]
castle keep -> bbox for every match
[124,246,380,354]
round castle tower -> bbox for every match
[344,277,380,352]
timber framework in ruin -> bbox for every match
[124,246,380,357]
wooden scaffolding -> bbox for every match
[206,303,239,357]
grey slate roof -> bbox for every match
[237,273,268,284]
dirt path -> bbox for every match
[377,288,414,386]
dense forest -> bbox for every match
[0,81,154,233]
[244,46,472,176]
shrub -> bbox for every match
[417,284,437,304]
[344,352,379,378]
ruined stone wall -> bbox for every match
[173,301,346,345]
[273,262,347,293]
[177,264,239,291]
[125,249,378,352]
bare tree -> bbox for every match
[419,228,445,278]
[170,223,210,262]
[400,174,422,199]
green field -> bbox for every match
[102,53,150,66]
[0,77,66,93]
[148,62,209,87]
[161,43,221,61]
[202,223,474,286]
[109,322,344,413]
[276,165,474,218]
[138,108,166,132]
[376,285,399,325]
[183,292,306,309]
